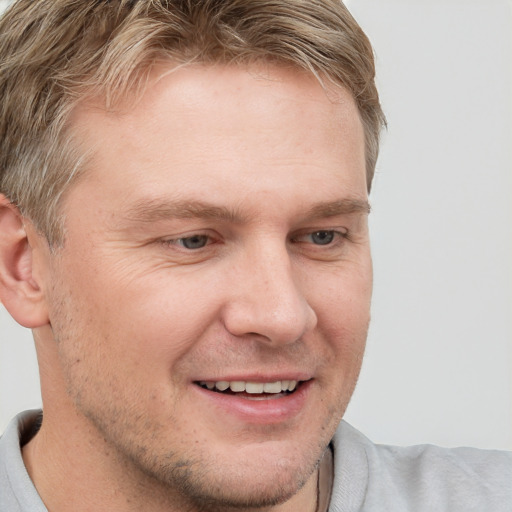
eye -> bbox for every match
[290,229,349,249]
[176,234,209,249]
[309,230,335,245]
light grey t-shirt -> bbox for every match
[1,410,511,511]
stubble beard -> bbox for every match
[53,326,332,511]
[53,317,356,512]
[78,403,324,512]
[47,272,362,511]
[54,326,355,512]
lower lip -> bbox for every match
[192,381,312,425]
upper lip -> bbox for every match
[192,372,313,383]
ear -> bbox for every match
[0,195,49,328]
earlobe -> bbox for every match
[0,195,49,328]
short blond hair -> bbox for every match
[0,0,385,245]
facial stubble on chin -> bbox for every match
[79,405,328,511]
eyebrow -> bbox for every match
[122,197,370,225]
[123,199,248,224]
[304,198,371,219]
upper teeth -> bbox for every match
[199,380,298,393]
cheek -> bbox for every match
[310,260,372,328]
[61,270,225,394]
[309,263,371,379]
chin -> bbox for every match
[135,441,320,511]
[173,459,313,511]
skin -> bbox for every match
[1,63,372,511]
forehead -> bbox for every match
[66,63,366,214]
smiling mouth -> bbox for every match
[196,380,303,399]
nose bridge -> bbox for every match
[223,238,317,344]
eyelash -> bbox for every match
[290,229,349,247]
[162,229,349,252]
[161,233,213,251]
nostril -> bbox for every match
[222,299,316,346]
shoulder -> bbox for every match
[0,410,47,512]
[329,421,512,512]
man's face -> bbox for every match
[40,64,371,509]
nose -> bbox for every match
[222,242,318,346]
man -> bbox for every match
[0,1,510,511]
